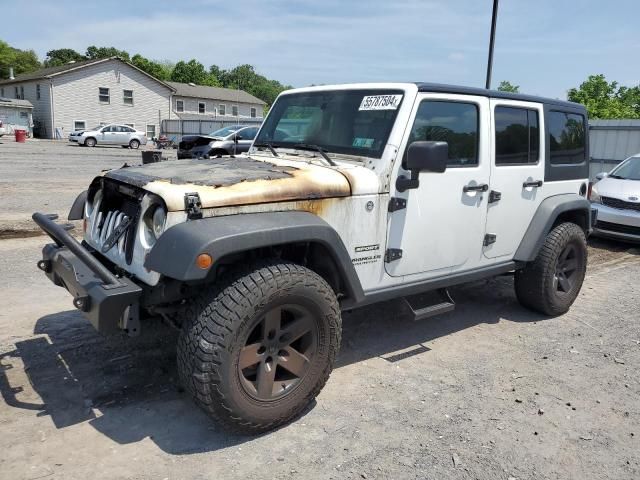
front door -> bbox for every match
[483,100,545,259]
[385,94,491,278]
[100,125,117,144]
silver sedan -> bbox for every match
[590,154,640,242]
[70,124,147,149]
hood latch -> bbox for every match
[184,192,203,220]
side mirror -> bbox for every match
[397,141,448,192]
[595,172,608,180]
[406,141,448,173]
[234,134,243,141]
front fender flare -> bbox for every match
[145,211,365,303]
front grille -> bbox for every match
[596,221,640,236]
[601,196,640,212]
[90,209,130,254]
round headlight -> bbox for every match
[142,204,166,248]
[152,206,166,237]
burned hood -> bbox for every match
[104,157,352,211]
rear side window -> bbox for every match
[407,100,479,167]
[495,106,539,165]
[548,111,586,165]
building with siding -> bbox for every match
[0,57,174,139]
[167,81,265,120]
[0,57,266,140]
[0,97,34,136]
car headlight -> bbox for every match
[142,204,166,247]
[589,183,602,204]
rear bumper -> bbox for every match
[33,212,142,335]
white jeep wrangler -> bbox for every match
[34,82,594,432]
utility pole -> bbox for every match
[485,0,499,90]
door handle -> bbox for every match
[523,180,543,188]
[463,183,489,193]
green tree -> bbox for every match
[171,59,219,86]
[43,48,86,67]
[131,54,172,80]
[497,80,519,93]
[85,45,130,61]
[567,74,639,119]
[212,63,291,107]
[0,40,40,78]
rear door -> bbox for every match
[483,100,545,259]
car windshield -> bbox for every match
[254,89,404,159]
[208,126,243,138]
[610,156,640,180]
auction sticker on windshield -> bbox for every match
[359,94,403,111]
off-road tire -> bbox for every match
[177,261,341,433]
[515,222,587,316]
[84,137,96,147]
[129,139,140,149]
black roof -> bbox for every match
[415,82,583,110]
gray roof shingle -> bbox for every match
[167,81,266,105]
[0,97,34,108]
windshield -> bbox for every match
[610,156,640,180]
[208,126,244,138]
[255,89,404,158]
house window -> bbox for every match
[176,100,184,112]
[74,121,86,131]
[99,87,110,103]
[198,102,206,114]
[20,86,24,99]
[20,112,28,119]
[0,87,4,97]
[495,106,540,165]
[250,107,257,118]
[218,104,226,116]
[146,124,157,139]
[232,105,239,117]
[123,90,134,106]
[14,86,18,98]
[36,84,41,100]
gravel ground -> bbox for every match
[1,139,639,480]
[0,139,175,235]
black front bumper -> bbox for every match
[33,212,142,335]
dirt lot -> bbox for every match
[0,139,175,236]
[0,140,639,480]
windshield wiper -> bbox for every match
[608,174,624,179]
[253,142,279,157]
[293,144,337,166]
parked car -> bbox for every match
[70,124,147,149]
[0,120,5,137]
[34,82,593,433]
[177,125,259,159]
[590,153,640,242]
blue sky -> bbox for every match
[3,0,639,98]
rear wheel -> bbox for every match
[129,139,140,149]
[515,222,587,316]
[84,137,96,147]
[177,261,341,433]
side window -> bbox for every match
[406,100,479,167]
[241,127,258,140]
[549,111,586,165]
[495,106,539,165]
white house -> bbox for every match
[167,81,266,121]
[0,57,174,139]
[0,57,266,140]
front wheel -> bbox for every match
[177,261,341,433]
[84,137,96,147]
[515,222,587,316]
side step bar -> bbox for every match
[402,288,455,321]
